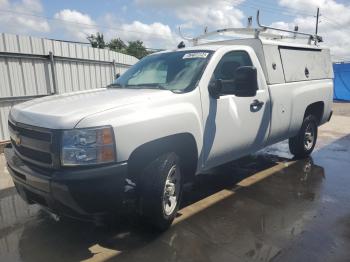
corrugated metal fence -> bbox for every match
[0,33,138,142]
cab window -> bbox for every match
[213,51,253,94]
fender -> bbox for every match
[76,88,204,171]
[288,79,333,136]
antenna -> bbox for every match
[315,7,320,36]
[315,7,320,45]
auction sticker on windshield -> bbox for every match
[183,52,209,59]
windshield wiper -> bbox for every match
[108,83,182,93]
[107,83,123,88]
[125,84,168,90]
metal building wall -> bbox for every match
[0,33,138,142]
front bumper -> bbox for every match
[5,144,135,221]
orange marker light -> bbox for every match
[101,128,113,145]
[98,146,115,162]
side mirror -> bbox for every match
[115,73,121,79]
[208,79,223,99]
[234,66,258,97]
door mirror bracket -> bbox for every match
[208,79,223,99]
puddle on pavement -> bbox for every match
[1,135,350,262]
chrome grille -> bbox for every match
[9,121,53,168]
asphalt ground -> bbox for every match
[1,102,350,262]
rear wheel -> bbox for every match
[289,115,318,159]
[139,152,182,231]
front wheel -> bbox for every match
[139,152,182,231]
[289,115,318,159]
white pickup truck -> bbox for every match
[5,35,333,230]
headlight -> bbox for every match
[61,126,116,166]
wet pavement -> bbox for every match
[1,109,350,262]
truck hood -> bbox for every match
[10,88,173,129]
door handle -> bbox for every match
[250,99,264,111]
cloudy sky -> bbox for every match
[0,0,349,61]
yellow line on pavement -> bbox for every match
[237,160,296,187]
[174,160,296,224]
[174,189,235,224]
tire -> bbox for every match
[139,152,183,231]
[289,115,318,159]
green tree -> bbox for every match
[87,33,150,59]
[87,33,106,49]
[126,40,149,59]
[108,38,127,53]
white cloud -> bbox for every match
[177,4,244,29]
[51,10,180,49]
[0,0,50,34]
[104,18,180,49]
[54,9,97,41]
[53,10,178,49]
[135,0,245,30]
[122,21,180,48]
[274,0,350,60]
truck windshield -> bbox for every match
[111,50,213,92]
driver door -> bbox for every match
[201,50,271,169]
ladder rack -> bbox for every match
[256,10,322,44]
[179,10,323,46]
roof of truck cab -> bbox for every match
[200,38,328,50]
[158,45,222,53]
[156,44,246,54]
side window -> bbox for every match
[213,51,253,94]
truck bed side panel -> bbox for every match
[267,79,333,146]
[287,79,333,133]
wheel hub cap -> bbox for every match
[304,123,315,150]
[165,183,175,196]
[163,165,180,216]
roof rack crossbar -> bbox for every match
[178,10,323,45]
[256,10,322,43]
[178,27,259,45]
